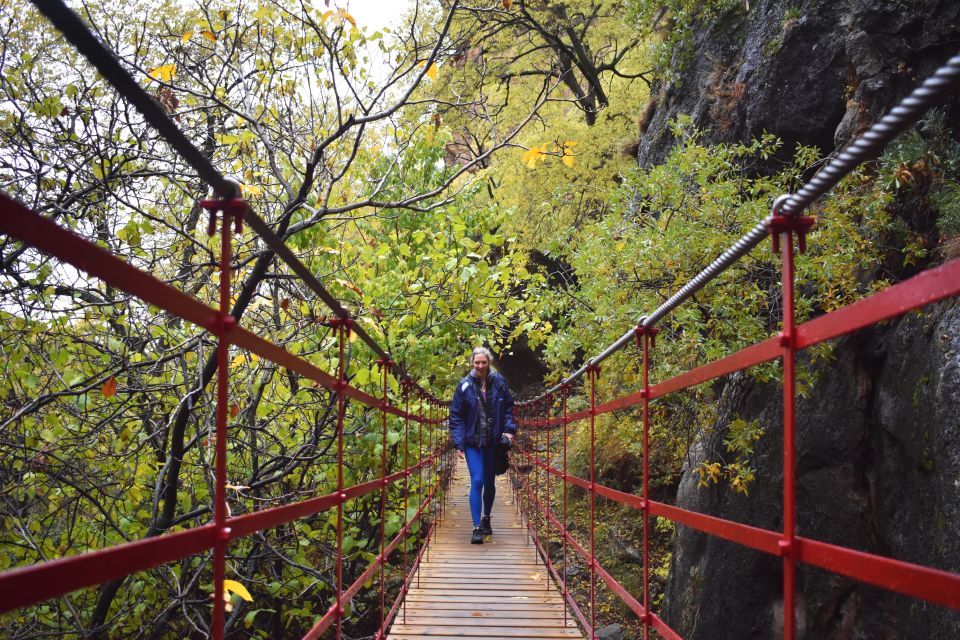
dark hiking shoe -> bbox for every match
[481,516,492,536]
[471,526,484,544]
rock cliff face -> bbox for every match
[663,300,960,639]
[639,0,960,169]
[642,1,960,637]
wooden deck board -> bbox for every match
[387,459,582,640]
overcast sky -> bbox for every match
[343,0,411,31]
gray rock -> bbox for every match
[565,563,585,579]
[607,526,643,564]
[547,539,563,559]
[595,624,624,640]
[663,300,960,638]
[637,0,960,169]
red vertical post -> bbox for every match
[517,405,524,520]
[544,394,551,588]
[209,202,236,640]
[530,403,536,549]
[417,392,424,589]
[772,208,812,640]
[534,400,540,563]
[402,381,411,625]
[427,399,434,562]
[442,400,449,527]
[561,385,569,627]
[334,319,349,640]
[782,231,796,640]
[376,358,392,640]
[516,405,530,525]
[437,401,443,531]
[587,363,599,639]
[637,325,657,638]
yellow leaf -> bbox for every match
[522,143,549,169]
[240,182,262,197]
[181,31,193,44]
[335,278,362,296]
[418,60,438,81]
[522,150,537,169]
[147,64,176,83]
[200,30,217,43]
[223,579,253,602]
[320,9,356,28]
[561,149,575,167]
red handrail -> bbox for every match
[0,192,452,638]
[513,252,960,639]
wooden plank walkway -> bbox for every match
[388,458,583,639]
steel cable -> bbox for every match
[29,0,435,399]
[531,50,960,403]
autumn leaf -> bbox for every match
[418,60,438,81]
[320,8,357,28]
[280,298,290,311]
[200,30,217,43]
[223,579,253,602]
[147,64,176,83]
[521,143,548,169]
[502,0,513,7]
[239,182,262,197]
[335,278,362,296]
[561,141,577,167]
[230,403,240,418]
[101,377,117,397]
[181,31,193,44]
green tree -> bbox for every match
[0,0,546,636]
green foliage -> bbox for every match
[534,117,904,494]
[879,109,960,250]
[0,0,544,636]
[625,0,741,84]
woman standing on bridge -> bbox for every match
[449,346,516,544]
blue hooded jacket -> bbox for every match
[449,371,516,451]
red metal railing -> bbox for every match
[513,252,960,639]
[5,2,960,639]
[0,191,454,639]
[0,1,460,637]
[508,55,960,638]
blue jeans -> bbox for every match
[464,445,496,527]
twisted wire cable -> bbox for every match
[533,51,960,403]
[28,0,435,398]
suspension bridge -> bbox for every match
[2,1,960,639]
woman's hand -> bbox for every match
[456,449,465,459]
